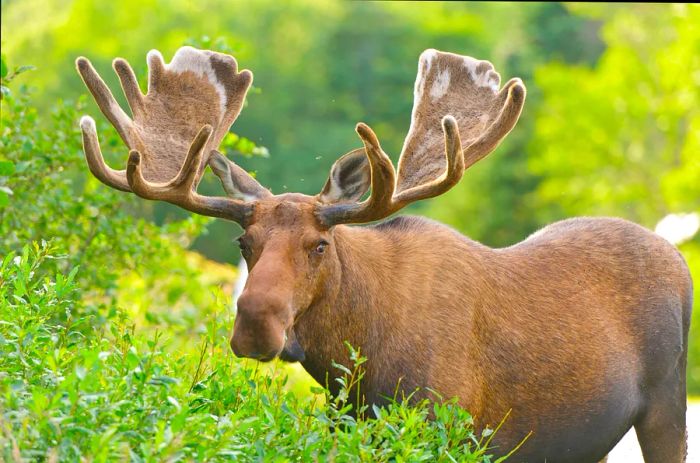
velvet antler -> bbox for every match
[317,49,525,226]
[77,46,270,223]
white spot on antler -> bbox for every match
[415,49,440,98]
[166,46,227,111]
[421,49,438,73]
[80,115,96,131]
[407,50,437,159]
[430,68,451,101]
[463,56,500,93]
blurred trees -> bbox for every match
[529,4,699,225]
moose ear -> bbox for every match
[208,151,271,201]
[319,148,370,203]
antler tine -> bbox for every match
[80,116,131,192]
[113,58,145,119]
[316,123,396,226]
[146,50,166,94]
[76,57,135,147]
[126,125,252,223]
[462,78,525,170]
[393,115,464,204]
[351,123,397,220]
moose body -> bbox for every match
[288,213,692,462]
[238,197,691,463]
[76,46,692,462]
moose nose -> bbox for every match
[236,290,290,320]
[229,338,276,361]
[231,291,288,361]
[235,293,259,320]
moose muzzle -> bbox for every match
[230,291,289,362]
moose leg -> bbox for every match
[634,380,687,462]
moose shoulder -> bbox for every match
[76,46,692,463]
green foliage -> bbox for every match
[529,4,699,225]
[1,244,498,462]
[0,52,35,100]
[0,73,210,293]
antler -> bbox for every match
[77,46,269,223]
[317,49,525,226]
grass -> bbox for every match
[0,242,505,462]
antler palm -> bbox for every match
[77,47,252,188]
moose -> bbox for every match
[76,46,692,462]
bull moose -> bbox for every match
[76,46,692,462]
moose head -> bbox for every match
[77,46,525,362]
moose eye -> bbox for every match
[314,240,329,254]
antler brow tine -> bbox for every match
[79,116,131,192]
[316,123,397,226]
[393,115,464,204]
[126,125,212,198]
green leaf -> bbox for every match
[16,65,37,74]
[0,191,8,208]
[0,55,7,78]
[167,396,181,410]
[0,160,15,176]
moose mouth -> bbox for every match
[279,328,306,363]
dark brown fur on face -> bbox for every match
[78,47,692,463]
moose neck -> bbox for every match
[294,223,411,403]
[295,226,391,391]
